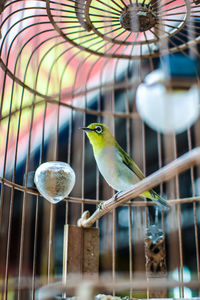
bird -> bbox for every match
[81,122,169,211]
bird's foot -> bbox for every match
[113,191,122,200]
[98,201,104,210]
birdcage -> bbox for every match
[0,0,200,299]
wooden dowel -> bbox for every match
[78,147,200,228]
[37,276,200,299]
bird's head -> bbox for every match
[81,123,115,154]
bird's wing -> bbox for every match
[117,143,145,180]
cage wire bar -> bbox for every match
[0,0,200,299]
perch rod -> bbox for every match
[78,147,200,228]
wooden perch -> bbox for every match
[78,147,200,228]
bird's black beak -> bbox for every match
[80,127,93,132]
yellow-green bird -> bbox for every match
[81,123,169,211]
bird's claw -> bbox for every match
[98,202,104,210]
[97,192,122,210]
[113,191,121,200]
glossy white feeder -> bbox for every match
[136,69,200,134]
[34,161,75,204]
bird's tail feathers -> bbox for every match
[150,190,170,211]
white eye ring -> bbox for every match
[95,126,103,134]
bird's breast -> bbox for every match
[94,146,139,192]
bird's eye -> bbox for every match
[95,126,103,134]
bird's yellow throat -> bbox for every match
[84,123,116,155]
